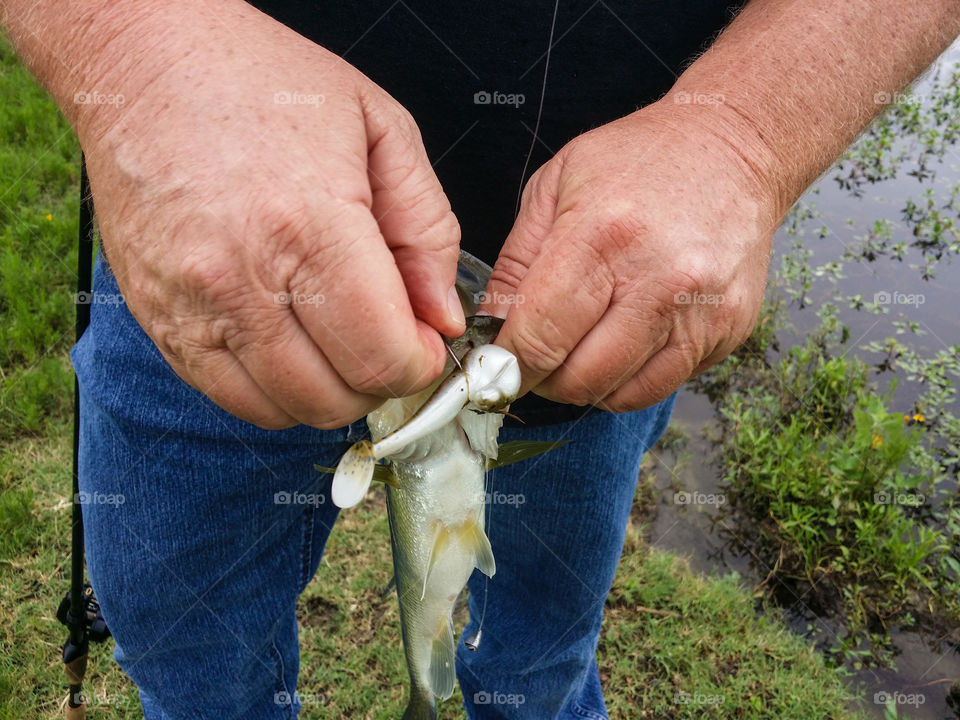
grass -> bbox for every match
[600,491,861,720]
[0,454,866,719]
[0,36,78,442]
[0,31,895,720]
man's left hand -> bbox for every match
[481,99,780,411]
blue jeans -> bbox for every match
[73,255,675,719]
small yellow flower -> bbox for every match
[903,414,911,422]
[45,213,52,221]
[913,413,925,423]
[871,434,884,449]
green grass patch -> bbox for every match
[0,34,79,442]
[600,509,863,720]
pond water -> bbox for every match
[651,41,960,719]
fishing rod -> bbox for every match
[55,154,110,719]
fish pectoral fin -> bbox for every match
[331,440,376,508]
[486,439,571,470]
[373,464,400,487]
[429,617,456,701]
[317,462,398,488]
[422,523,451,601]
[461,516,496,578]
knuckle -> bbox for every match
[586,205,647,257]
[381,99,417,133]
[550,379,596,407]
[251,412,299,431]
[519,163,552,208]
[272,199,375,282]
[340,349,423,396]
[256,195,316,248]
[509,323,568,377]
[308,407,363,431]
[605,378,662,413]
[153,317,221,362]
[428,207,461,245]
[672,252,716,295]
[603,393,643,414]
[487,252,528,293]
[370,99,425,157]
[384,169,454,233]
[177,249,240,302]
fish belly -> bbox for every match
[387,427,489,699]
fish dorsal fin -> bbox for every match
[462,516,496,578]
[429,616,456,701]
[331,441,376,508]
[486,439,570,470]
[422,523,451,601]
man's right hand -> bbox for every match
[8,0,464,429]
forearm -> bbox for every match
[0,0,256,146]
[670,0,960,222]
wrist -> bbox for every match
[65,3,202,148]
[640,95,786,232]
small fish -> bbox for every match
[325,254,564,719]
[331,319,516,719]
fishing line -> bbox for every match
[468,0,562,652]
[514,0,561,218]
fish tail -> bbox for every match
[401,685,437,720]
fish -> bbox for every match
[330,318,516,719]
[324,253,563,719]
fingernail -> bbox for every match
[447,285,466,327]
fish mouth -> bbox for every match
[464,344,521,412]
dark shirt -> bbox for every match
[247,1,742,424]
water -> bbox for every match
[648,41,960,719]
